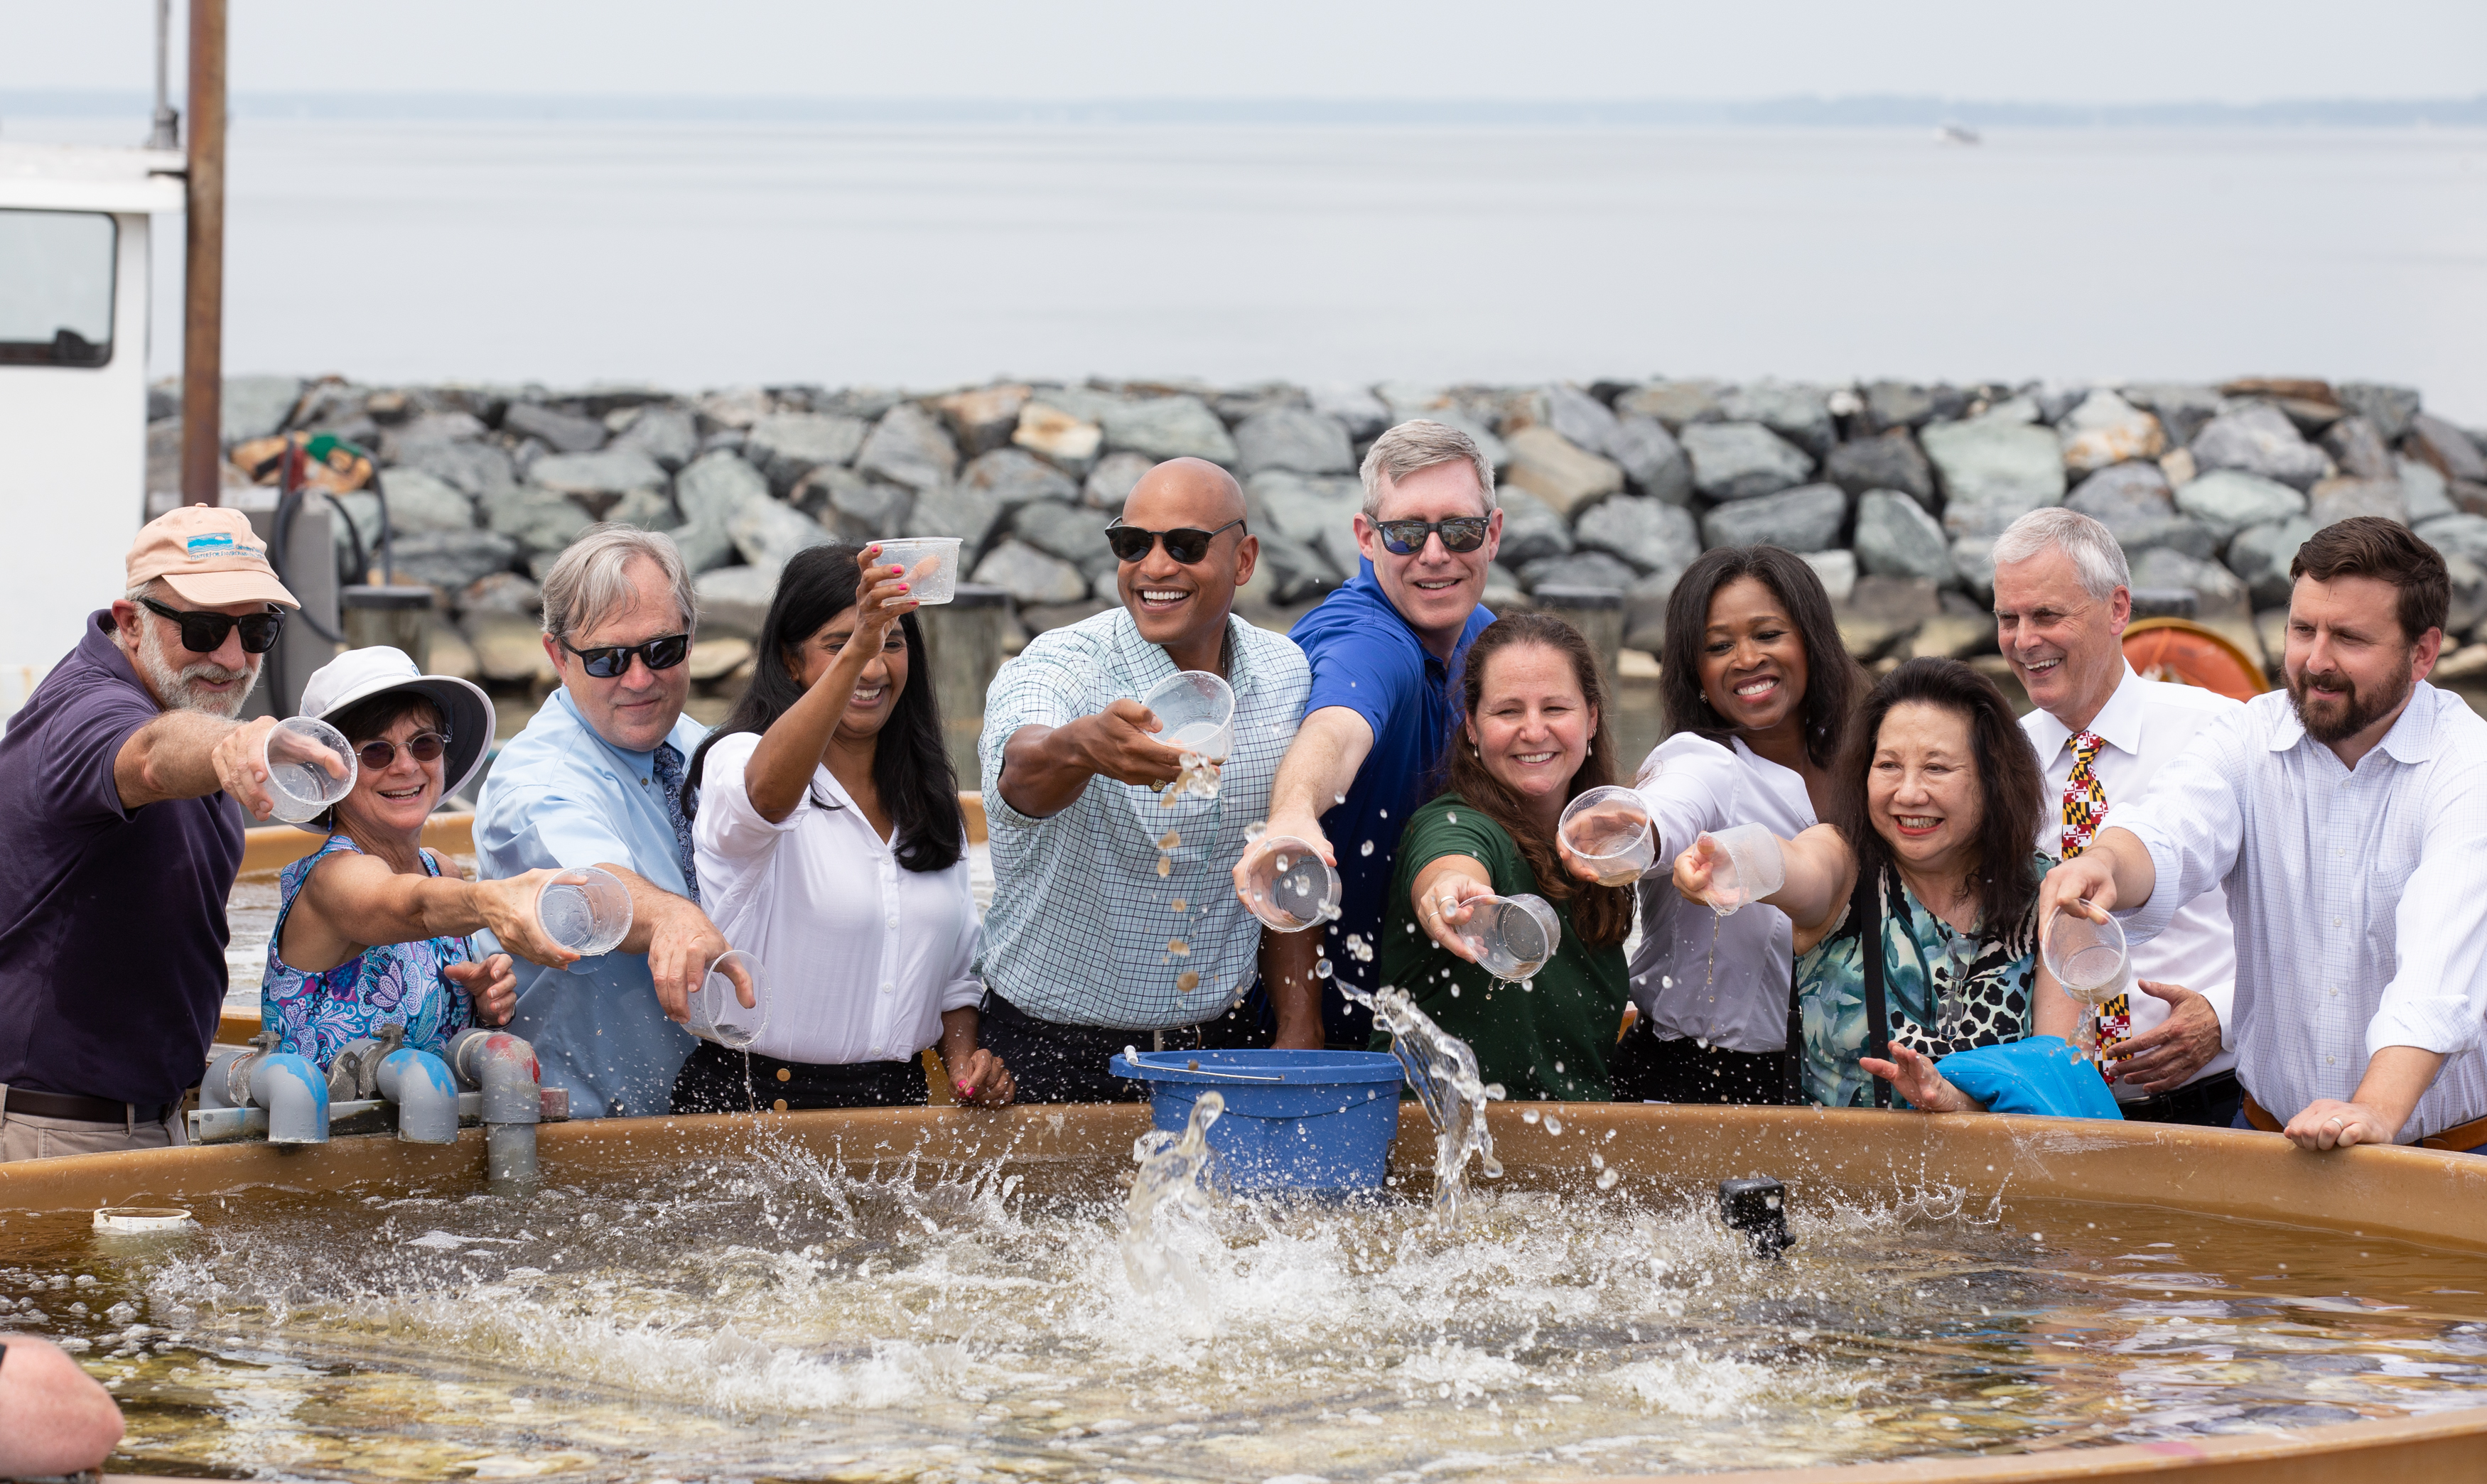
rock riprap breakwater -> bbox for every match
[161,374,2487,693]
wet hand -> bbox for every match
[1670,834,1725,906]
[1416,870,1496,962]
[949,1049,1015,1108]
[2284,1098,2393,1151]
[476,870,582,970]
[2037,855,2119,940]
[446,954,519,1027]
[1231,818,1335,908]
[1074,700,1187,788]
[853,546,921,641]
[2108,980,2221,1093]
[647,901,732,1022]
[1860,1041,1985,1113]
[212,715,285,821]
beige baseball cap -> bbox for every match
[126,505,301,609]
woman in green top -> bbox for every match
[1673,658,2082,1110]
[1375,614,1636,1100]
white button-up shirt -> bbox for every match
[692,730,982,1066]
[2021,664,2240,1100]
[2114,681,2487,1141]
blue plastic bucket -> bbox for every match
[1107,1049,1404,1193]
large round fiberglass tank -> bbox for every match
[2,1107,2483,1483]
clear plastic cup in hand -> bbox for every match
[1142,669,1235,762]
[1701,823,1786,915]
[1457,893,1561,980]
[2042,903,2130,1006]
[1241,836,1342,932]
[263,715,357,823]
[1559,785,1655,887]
[536,866,632,959]
[873,537,961,605]
[689,948,767,1049]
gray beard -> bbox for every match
[137,621,259,720]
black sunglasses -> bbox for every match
[355,731,450,771]
[561,633,691,679]
[1105,518,1246,565]
[139,597,286,654]
[1373,515,1491,556]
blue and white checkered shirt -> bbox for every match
[2113,681,2487,1142]
[977,607,1310,1029]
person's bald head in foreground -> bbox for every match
[1113,457,1257,672]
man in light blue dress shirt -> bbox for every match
[475,526,736,1118]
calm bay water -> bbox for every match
[17,117,2486,416]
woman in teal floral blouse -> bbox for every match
[1674,658,2081,1110]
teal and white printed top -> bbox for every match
[1793,852,2052,1109]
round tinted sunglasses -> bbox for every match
[560,633,691,679]
[1373,516,1491,556]
[1104,517,1246,565]
[139,597,286,654]
[355,731,450,771]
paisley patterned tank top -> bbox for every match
[262,834,478,1072]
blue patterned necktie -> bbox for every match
[650,742,699,905]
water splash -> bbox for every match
[1120,1091,1227,1297]
[1343,982,1504,1228]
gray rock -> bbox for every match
[2445,553,2487,641]
[1718,381,1835,457]
[2130,547,2250,621]
[973,538,1091,606]
[1101,395,1241,464]
[2191,403,2328,491]
[1213,382,1306,426]
[1950,536,1997,600]
[606,486,676,530]
[1518,550,1639,593]
[694,388,773,431]
[693,564,777,637]
[910,480,1003,556]
[1309,384,1391,441]
[1485,562,1528,616]
[805,467,913,546]
[1700,482,1846,553]
[2320,416,2395,481]
[2416,514,2487,566]
[1825,430,1934,507]
[368,467,475,535]
[1922,414,2066,536]
[670,519,741,576]
[220,375,303,445]
[1256,531,1343,604]
[2336,382,2422,444]
[2226,516,2318,607]
[2174,469,2308,543]
[2400,457,2458,524]
[932,384,1032,456]
[1838,575,1945,659]
[959,448,1081,528]
[2308,477,2408,530]
[728,497,834,572]
[1803,549,1859,604]
[1084,450,1155,511]
[381,411,488,461]
[1610,413,1693,504]
[2121,384,2223,447]
[1491,489,1574,568]
[1013,402,1104,479]
[1011,499,1115,577]
[1246,470,1363,580]
[2120,516,2221,562]
[1681,422,1813,502]
[1853,489,1953,584]
[2407,413,2487,485]
[1573,495,1700,575]
[1234,406,1354,476]
[813,386,907,421]
[457,570,541,618]
[1544,382,1623,459]
[529,448,668,502]
[745,411,868,495]
[1502,426,1624,514]
[1861,380,1937,431]
[481,486,595,555]
[394,438,516,503]
[392,529,519,592]
[1623,568,1680,651]
[1375,381,1455,426]
[2065,460,2174,523]
[674,450,772,527]
[2029,381,2091,427]
[1615,380,1723,430]
[2056,389,2166,475]
[502,402,606,453]
[613,404,698,471]
[857,402,960,492]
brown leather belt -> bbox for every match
[0,1088,175,1124]
[2241,1092,2487,1152]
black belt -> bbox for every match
[2116,1068,2239,1121]
[1,1088,176,1124]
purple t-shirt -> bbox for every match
[0,611,243,1106]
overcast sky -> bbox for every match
[6,0,2486,103]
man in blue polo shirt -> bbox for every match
[1237,420,1501,1045]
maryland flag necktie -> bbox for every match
[2061,732,2130,1075]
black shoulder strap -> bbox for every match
[1855,866,1892,1109]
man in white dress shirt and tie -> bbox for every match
[2041,516,2487,1154]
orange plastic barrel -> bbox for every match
[2122,617,2268,700]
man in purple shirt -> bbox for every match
[0,506,301,1161]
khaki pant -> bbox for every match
[0,1090,188,1163]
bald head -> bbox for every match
[1123,456,1244,528]
[1114,457,1257,671]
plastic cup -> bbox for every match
[264,715,357,823]
[1701,823,1786,915]
[1143,669,1235,762]
[1241,837,1343,932]
[875,537,961,605]
[2042,904,2130,1005]
[536,867,632,958]
[1559,785,1655,887]
[1457,894,1562,980]
[93,1207,194,1234]
[688,949,767,1049]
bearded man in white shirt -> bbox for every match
[1991,509,2244,1126]
[2042,516,2487,1154]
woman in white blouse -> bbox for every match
[1567,546,1862,1105]
[676,544,1013,1112]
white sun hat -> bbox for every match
[294,646,497,806]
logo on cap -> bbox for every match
[183,531,264,562]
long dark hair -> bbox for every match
[1658,544,1860,770]
[1830,656,2042,937]
[684,543,963,874]
[1442,614,1635,948]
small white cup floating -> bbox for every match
[264,715,358,823]
[1559,785,1656,887]
[93,1207,195,1235]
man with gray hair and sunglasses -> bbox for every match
[1234,419,1504,1048]
[475,524,741,1118]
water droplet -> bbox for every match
[1167,938,1190,956]
[1552,1060,1565,1073]
[1521,978,1533,992]
[1590,1152,1605,1169]
[1169,897,1188,912]
[1334,792,1347,804]
[1661,975,1673,990]
[1521,1108,1541,1125]
[1156,855,1172,878]
[1158,830,1182,850]
[1448,983,1460,997]
[1360,840,1375,857]
[1275,854,1292,872]
[1379,808,1388,819]
[1596,1167,1621,1191]
[1544,1115,1565,1135]
[1315,959,1334,979]
[1175,970,1201,992]
[1446,811,1459,823]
